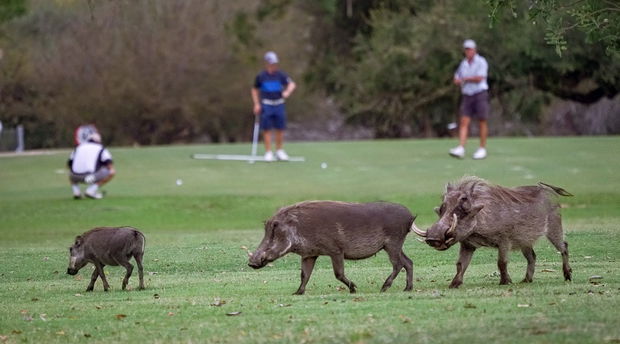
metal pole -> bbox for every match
[250,116,260,162]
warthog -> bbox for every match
[67,226,145,291]
[248,201,417,294]
[412,176,573,288]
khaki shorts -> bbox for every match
[70,167,111,184]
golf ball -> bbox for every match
[321,162,327,169]
[176,179,183,186]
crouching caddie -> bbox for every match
[67,132,115,199]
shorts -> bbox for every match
[260,104,286,130]
[70,167,111,184]
[460,90,489,120]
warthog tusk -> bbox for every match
[416,238,425,243]
[411,222,427,237]
[445,238,455,245]
[247,251,253,257]
[446,214,458,235]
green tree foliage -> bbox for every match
[0,0,26,23]
[308,0,619,137]
[487,0,620,56]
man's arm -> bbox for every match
[462,76,485,83]
[282,81,296,99]
[106,162,116,176]
[462,58,488,83]
[251,88,261,115]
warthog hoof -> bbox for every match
[449,280,462,288]
[499,278,512,285]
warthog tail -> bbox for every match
[132,229,146,253]
[538,182,574,197]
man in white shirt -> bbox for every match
[67,132,115,199]
[450,39,490,160]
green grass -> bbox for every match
[0,136,619,343]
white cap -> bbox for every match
[463,39,476,49]
[264,51,279,64]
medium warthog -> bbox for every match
[412,176,573,288]
[67,226,145,291]
[248,201,417,294]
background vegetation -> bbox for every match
[0,137,619,343]
[0,0,618,148]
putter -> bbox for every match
[191,114,304,162]
[249,116,260,164]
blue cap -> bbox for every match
[264,51,279,64]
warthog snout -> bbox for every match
[67,268,78,275]
[413,214,458,251]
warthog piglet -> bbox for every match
[67,226,145,291]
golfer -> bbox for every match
[251,51,296,162]
[450,39,489,160]
[67,132,115,199]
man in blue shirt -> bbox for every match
[450,39,490,160]
[251,51,296,162]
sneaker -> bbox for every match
[473,147,487,160]
[275,149,289,161]
[449,146,465,159]
[85,190,103,199]
[264,151,275,162]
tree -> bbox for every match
[487,0,620,56]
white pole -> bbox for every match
[16,124,24,152]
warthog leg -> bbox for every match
[86,268,99,292]
[93,262,110,291]
[401,251,414,291]
[520,247,536,283]
[294,256,318,295]
[449,244,475,288]
[119,261,134,290]
[330,254,357,293]
[134,252,145,290]
[545,214,572,281]
[497,245,512,285]
[381,246,413,292]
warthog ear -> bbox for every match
[467,204,484,217]
[445,183,454,193]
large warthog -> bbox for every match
[412,177,573,288]
[248,201,417,294]
[67,226,145,291]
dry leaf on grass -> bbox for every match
[226,311,242,316]
[211,299,226,307]
[115,314,127,320]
